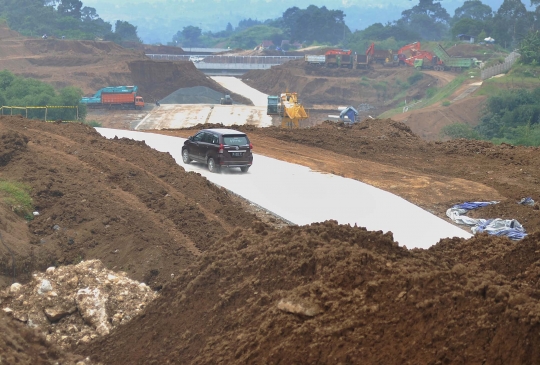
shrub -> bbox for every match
[441,123,479,140]
[408,72,424,85]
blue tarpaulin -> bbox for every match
[446,201,527,240]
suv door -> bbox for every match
[189,132,205,161]
[199,132,216,161]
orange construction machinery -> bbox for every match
[267,92,309,128]
[366,43,404,66]
[397,42,437,67]
[323,49,370,69]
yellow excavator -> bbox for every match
[267,92,309,128]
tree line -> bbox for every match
[0,70,86,121]
[172,0,540,54]
[0,0,140,43]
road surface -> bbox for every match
[96,128,472,249]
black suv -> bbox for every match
[181,128,253,173]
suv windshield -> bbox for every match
[223,135,248,146]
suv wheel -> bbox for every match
[182,149,191,164]
[240,166,250,173]
[207,157,220,173]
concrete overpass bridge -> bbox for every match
[145,54,303,75]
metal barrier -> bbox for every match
[146,54,302,65]
[481,51,520,80]
[0,106,79,121]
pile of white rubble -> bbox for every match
[0,259,157,348]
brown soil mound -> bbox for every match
[0,31,249,103]
[242,59,436,111]
[391,95,487,140]
[128,59,253,104]
[0,311,87,364]
[0,116,261,289]
[83,221,540,364]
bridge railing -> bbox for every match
[146,54,303,65]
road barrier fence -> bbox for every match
[481,51,520,80]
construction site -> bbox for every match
[1,24,540,364]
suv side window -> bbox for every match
[193,132,204,142]
[202,133,216,144]
[211,134,219,144]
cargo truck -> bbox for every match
[81,86,145,109]
[304,54,326,65]
[415,44,480,71]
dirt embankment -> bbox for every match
[128,60,253,104]
[0,27,249,103]
[0,116,262,289]
[242,59,438,111]
[1,116,540,364]
[84,221,540,364]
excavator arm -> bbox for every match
[366,42,374,56]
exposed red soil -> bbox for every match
[0,26,250,104]
[2,24,540,365]
[84,221,540,364]
[0,311,86,364]
[0,116,262,290]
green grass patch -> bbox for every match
[83,120,102,127]
[0,180,34,220]
[477,64,540,97]
[379,74,468,119]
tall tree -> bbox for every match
[114,20,141,43]
[81,7,99,22]
[453,0,493,22]
[282,5,346,44]
[492,0,532,48]
[401,0,451,23]
[400,0,450,40]
[57,0,83,19]
[181,26,202,47]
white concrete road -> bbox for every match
[211,76,269,107]
[96,128,472,249]
[135,104,272,130]
[135,77,272,130]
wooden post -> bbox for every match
[76,106,79,120]
[26,108,28,118]
[45,107,47,121]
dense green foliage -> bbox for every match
[172,5,347,49]
[519,31,540,65]
[0,70,86,121]
[171,0,540,53]
[443,87,540,146]
[476,88,540,144]
[441,123,480,139]
[0,0,140,43]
